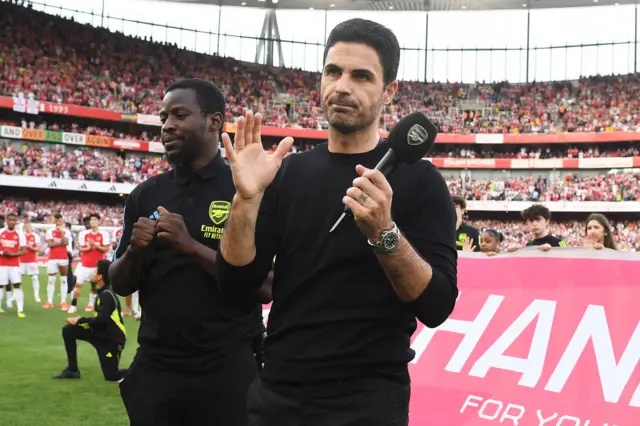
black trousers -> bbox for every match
[247,377,411,426]
[62,324,125,381]
[67,252,75,292]
[120,345,258,426]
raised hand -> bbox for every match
[462,236,476,252]
[221,110,294,201]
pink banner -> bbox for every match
[408,249,640,426]
[262,249,640,425]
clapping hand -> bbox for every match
[221,110,294,201]
[155,206,195,254]
[129,217,157,254]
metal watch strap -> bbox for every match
[368,222,400,253]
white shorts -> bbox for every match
[20,262,38,276]
[0,266,22,286]
[75,265,96,284]
[47,259,69,275]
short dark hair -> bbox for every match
[323,18,400,86]
[96,259,111,285]
[54,213,62,220]
[82,216,91,223]
[6,212,17,219]
[166,78,225,117]
[452,196,467,210]
[522,204,551,222]
[65,222,72,228]
[89,213,100,221]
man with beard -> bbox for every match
[216,19,458,426]
[109,78,267,426]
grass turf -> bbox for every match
[0,269,139,426]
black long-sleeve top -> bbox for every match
[217,141,458,385]
[76,286,126,347]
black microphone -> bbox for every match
[329,112,438,233]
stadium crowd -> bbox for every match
[445,172,640,202]
[3,2,640,133]
[2,140,639,201]
[1,198,123,227]
[0,141,166,184]
[1,198,637,251]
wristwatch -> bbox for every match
[368,222,400,253]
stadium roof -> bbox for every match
[170,0,635,11]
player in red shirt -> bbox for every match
[68,214,110,314]
[44,213,73,310]
[0,213,27,317]
[20,221,42,303]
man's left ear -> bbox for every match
[210,112,224,134]
[383,81,398,105]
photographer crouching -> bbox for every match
[53,259,127,382]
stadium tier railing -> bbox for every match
[3,122,640,170]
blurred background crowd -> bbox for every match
[0,0,639,255]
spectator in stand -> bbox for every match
[583,213,618,251]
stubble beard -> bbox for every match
[325,100,383,135]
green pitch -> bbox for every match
[0,269,139,426]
